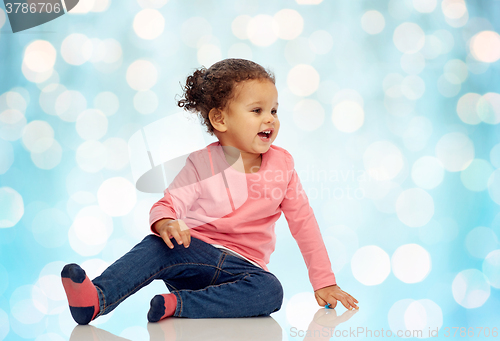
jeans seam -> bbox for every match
[175,291,182,316]
[210,252,227,285]
[95,285,105,318]
[164,281,179,292]
[100,262,223,313]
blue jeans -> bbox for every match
[92,234,284,318]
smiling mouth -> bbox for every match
[257,129,273,143]
[257,129,273,139]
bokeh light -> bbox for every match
[452,269,490,309]
[68,205,113,256]
[363,141,403,181]
[351,245,391,285]
[457,93,482,124]
[361,10,385,35]
[126,60,158,91]
[392,244,431,283]
[273,9,303,40]
[23,40,57,74]
[76,109,108,140]
[0,139,14,174]
[389,298,443,337]
[412,0,437,13]
[470,31,500,63]
[287,64,320,97]
[0,109,27,141]
[465,226,499,259]
[435,132,474,172]
[61,33,92,66]
[411,156,444,189]
[97,177,137,217]
[393,22,425,54]
[396,188,434,227]
[487,169,500,205]
[482,250,500,289]
[133,9,165,40]
[460,159,494,191]
[477,92,500,124]
[247,15,277,47]
[55,90,87,122]
[331,101,364,133]
[94,91,119,117]
[0,187,24,228]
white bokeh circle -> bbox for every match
[0,187,24,228]
[133,9,165,40]
[411,156,445,189]
[97,177,137,217]
[396,188,434,227]
[331,101,364,133]
[363,141,404,181]
[126,60,158,91]
[465,226,499,259]
[393,22,426,54]
[482,250,500,289]
[351,245,391,285]
[392,243,432,283]
[452,269,491,309]
[361,10,385,35]
[287,64,320,97]
[435,132,474,172]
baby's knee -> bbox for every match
[259,273,283,312]
[140,234,170,252]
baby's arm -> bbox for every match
[280,153,336,290]
[149,157,201,245]
[280,150,359,309]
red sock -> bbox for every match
[147,293,177,322]
[61,263,100,325]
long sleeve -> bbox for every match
[149,157,201,233]
[280,151,337,291]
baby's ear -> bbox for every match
[209,108,227,132]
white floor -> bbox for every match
[68,308,359,341]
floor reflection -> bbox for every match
[69,308,357,341]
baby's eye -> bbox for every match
[252,108,262,114]
[271,109,278,116]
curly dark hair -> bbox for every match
[177,58,275,136]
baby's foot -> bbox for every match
[61,263,100,325]
[147,294,177,322]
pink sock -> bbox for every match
[61,263,100,325]
[147,293,177,322]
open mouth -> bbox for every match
[257,129,273,141]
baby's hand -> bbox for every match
[314,284,358,310]
[154,219,191,249]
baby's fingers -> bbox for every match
[347,296,358,309]
[180,230,191,248]
[338,295,355,310]
[170,229,184,247]
[160,230,175,249]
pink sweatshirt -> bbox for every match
[149,141,336,291]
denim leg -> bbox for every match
[172,252,284,318]
[92,234,223,317]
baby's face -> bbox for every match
[221,79,280,155]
